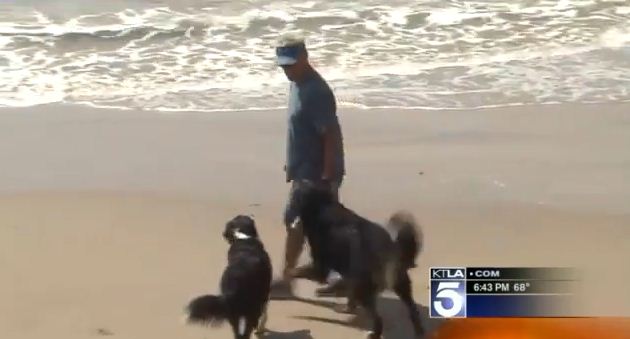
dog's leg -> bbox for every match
[332,234,361,314]
[228,316,241,339]
[355,283,382,339]
[228,315,256,339]
[334,295,358,314]
[394,271,424,338]
[241,316,258,339]
[363,297,383,339]
[254,303,268,336]
[331,279,358,314]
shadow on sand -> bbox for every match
[290,295,446,339]
[259,329,314,339]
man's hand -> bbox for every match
[284,165,291,183]
[318,178,333,192]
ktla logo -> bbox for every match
[430,268,466,318]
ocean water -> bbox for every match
[1,0,629,112]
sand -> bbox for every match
[1,103,629,339]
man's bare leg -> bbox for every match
[272,180,344,299]
[283,218,304,281]
[270,218,304,299]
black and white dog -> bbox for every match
[185,215,272,339]
[287,182,424,339]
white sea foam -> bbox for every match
[600,26,630,49]
[427,8,494,26]
[0,0,629,111]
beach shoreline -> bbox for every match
[1,102,629,212]
[1,102,629,338]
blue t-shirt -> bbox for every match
[286,71,345,182]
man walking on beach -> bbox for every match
[271,32,345,298]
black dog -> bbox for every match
[185,215,272,339]
[288,182,424,339]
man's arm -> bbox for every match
[301,86,340,181]
[321,127,340,181]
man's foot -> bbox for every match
[315,275,347,297]
[269,279,296,300]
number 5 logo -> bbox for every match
[433,282,465,317]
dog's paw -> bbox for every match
[254,327,267,337]
[365,331,382,339]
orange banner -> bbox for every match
[432,318,630,339]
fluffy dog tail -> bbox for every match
[185,294,229,326]
[387,211,423,270]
